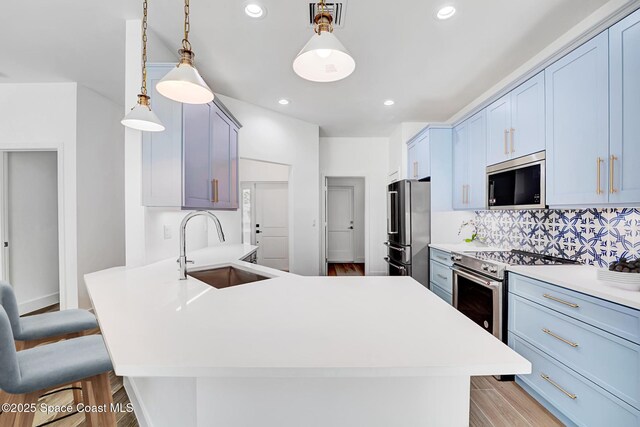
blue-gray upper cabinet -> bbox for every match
[407,131,430,180]
[142,63,240,210]
[610,9,640,204]
[486,72,545,166]
[452,110,486,210]
[545,31,609,206]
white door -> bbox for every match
[327,186,354,262]
[1,152,59,314]
[255,183,289,271]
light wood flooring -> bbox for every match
[328,263,365,276]
[0,306,562,426]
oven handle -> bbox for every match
[384,257,406,272]
[451,267,501,289]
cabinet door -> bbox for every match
[210,104,239,210]
[183,103,215,209]
[511,71,545,158]
[467,110,487,209]
[417,135,430,179]
[407,142,418,179]
[610,10,640,204]
[486,94,511,166]
[452,122,468,210]
[141,64,183,207]
[545,31,609,206]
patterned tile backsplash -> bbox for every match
[474,208,640,267]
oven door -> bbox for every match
[384,257,411,277]
[452,266,503,340]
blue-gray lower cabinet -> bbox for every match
[508,273,640,426]
[429,249,453,305]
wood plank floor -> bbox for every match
[328,263,365,276]
[0,307,562,426]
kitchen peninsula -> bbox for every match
[85,244,530,427]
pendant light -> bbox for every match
[122,0,165,132]
[156,0,214,104]
[293,0,356,83]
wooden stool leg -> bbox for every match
[81,379,98,427]
[13,390,39,427]
[72,382,82,405]
[91,373,116,426]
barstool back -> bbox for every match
[0,306,21,393]
[0,282,21,336]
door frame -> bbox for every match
[0,144,73,310]
[321,175,367,276]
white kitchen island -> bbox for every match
[85,244,531,427]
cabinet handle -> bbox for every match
[542,328,578,348]
[436,256,448,262]
[596,157,603,195]
[610,155,618,194]
[540,373,577,400]
[503,129,509,155]
[461,185,465,204]
[543,293,579,308]
[436,274,448,280]
[510,128,515,153]
[211,179,219,203]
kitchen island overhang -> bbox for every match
[86,244,531,427]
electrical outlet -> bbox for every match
[163,225,172,240]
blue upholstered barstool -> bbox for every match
[0,305,115,426]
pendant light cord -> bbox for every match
[140,0,149,96]
[182,0,192,51]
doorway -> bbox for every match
[324,177,365,276]
[0,151,59,314]
[242,182,290,271]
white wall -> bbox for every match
[327,177,365,263]
[320,137,389,275]
[240,159,290,183]
[6,152,59,313]
[0,82,79,309]
[76,85,126,308]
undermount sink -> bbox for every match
[188,266,269,289]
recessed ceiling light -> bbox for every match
[383,100,395,106]
[244,3,265,18]
[278,99,290,105]
[436,5,456,20]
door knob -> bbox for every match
[256,230,262,234]
[349,226,354,229]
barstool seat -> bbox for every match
[16,309,98,341]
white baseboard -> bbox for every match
[124,377,152,427]
[19,292,59,315]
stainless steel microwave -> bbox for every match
[487,151,546,210]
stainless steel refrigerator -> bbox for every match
[384,179,431,287]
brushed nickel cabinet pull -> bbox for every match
[504,129,509,155]
[542,328,579,348]
[211,179,215,202]
[437,274,448,281]
[610,155,618,194]
[596,157,603,195]
[543,294,579,308]
[510,128,515,153]
[214,179,219,203]
[541,373,577,399]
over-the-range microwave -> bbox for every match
[487,151,546,210]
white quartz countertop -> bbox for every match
[508,265,640,311]
[430,242,505,253]
[86,244,530,378]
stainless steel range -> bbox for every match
[450,249,579,379]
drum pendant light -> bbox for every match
[122,0,165,132]
[293,0,356,82]
[156,0,214,104]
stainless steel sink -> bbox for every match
[188,266,269,289]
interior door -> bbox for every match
[327,186,354,262]
[255,183,289,271]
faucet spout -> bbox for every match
[178,211,226,280]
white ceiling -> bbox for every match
[0,0,613,136]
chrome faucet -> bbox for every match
[178,211,225,280]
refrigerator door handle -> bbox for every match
[383,257,406,272]
[383,241,406,251]
[387,191,398,234]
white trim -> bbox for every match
[123,377,152,427]
[18,292,60,315]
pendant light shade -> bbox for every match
[156,53,214,104]
[122,0,165,132]
[157,0,214,104]
[122,95,165,132]
[293,31,356,83]
[293,0,355,83]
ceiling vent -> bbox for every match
[308,1,347,28]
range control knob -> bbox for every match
[455,255,462,262]
[489,266,498,273]
[481,264,489,271]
